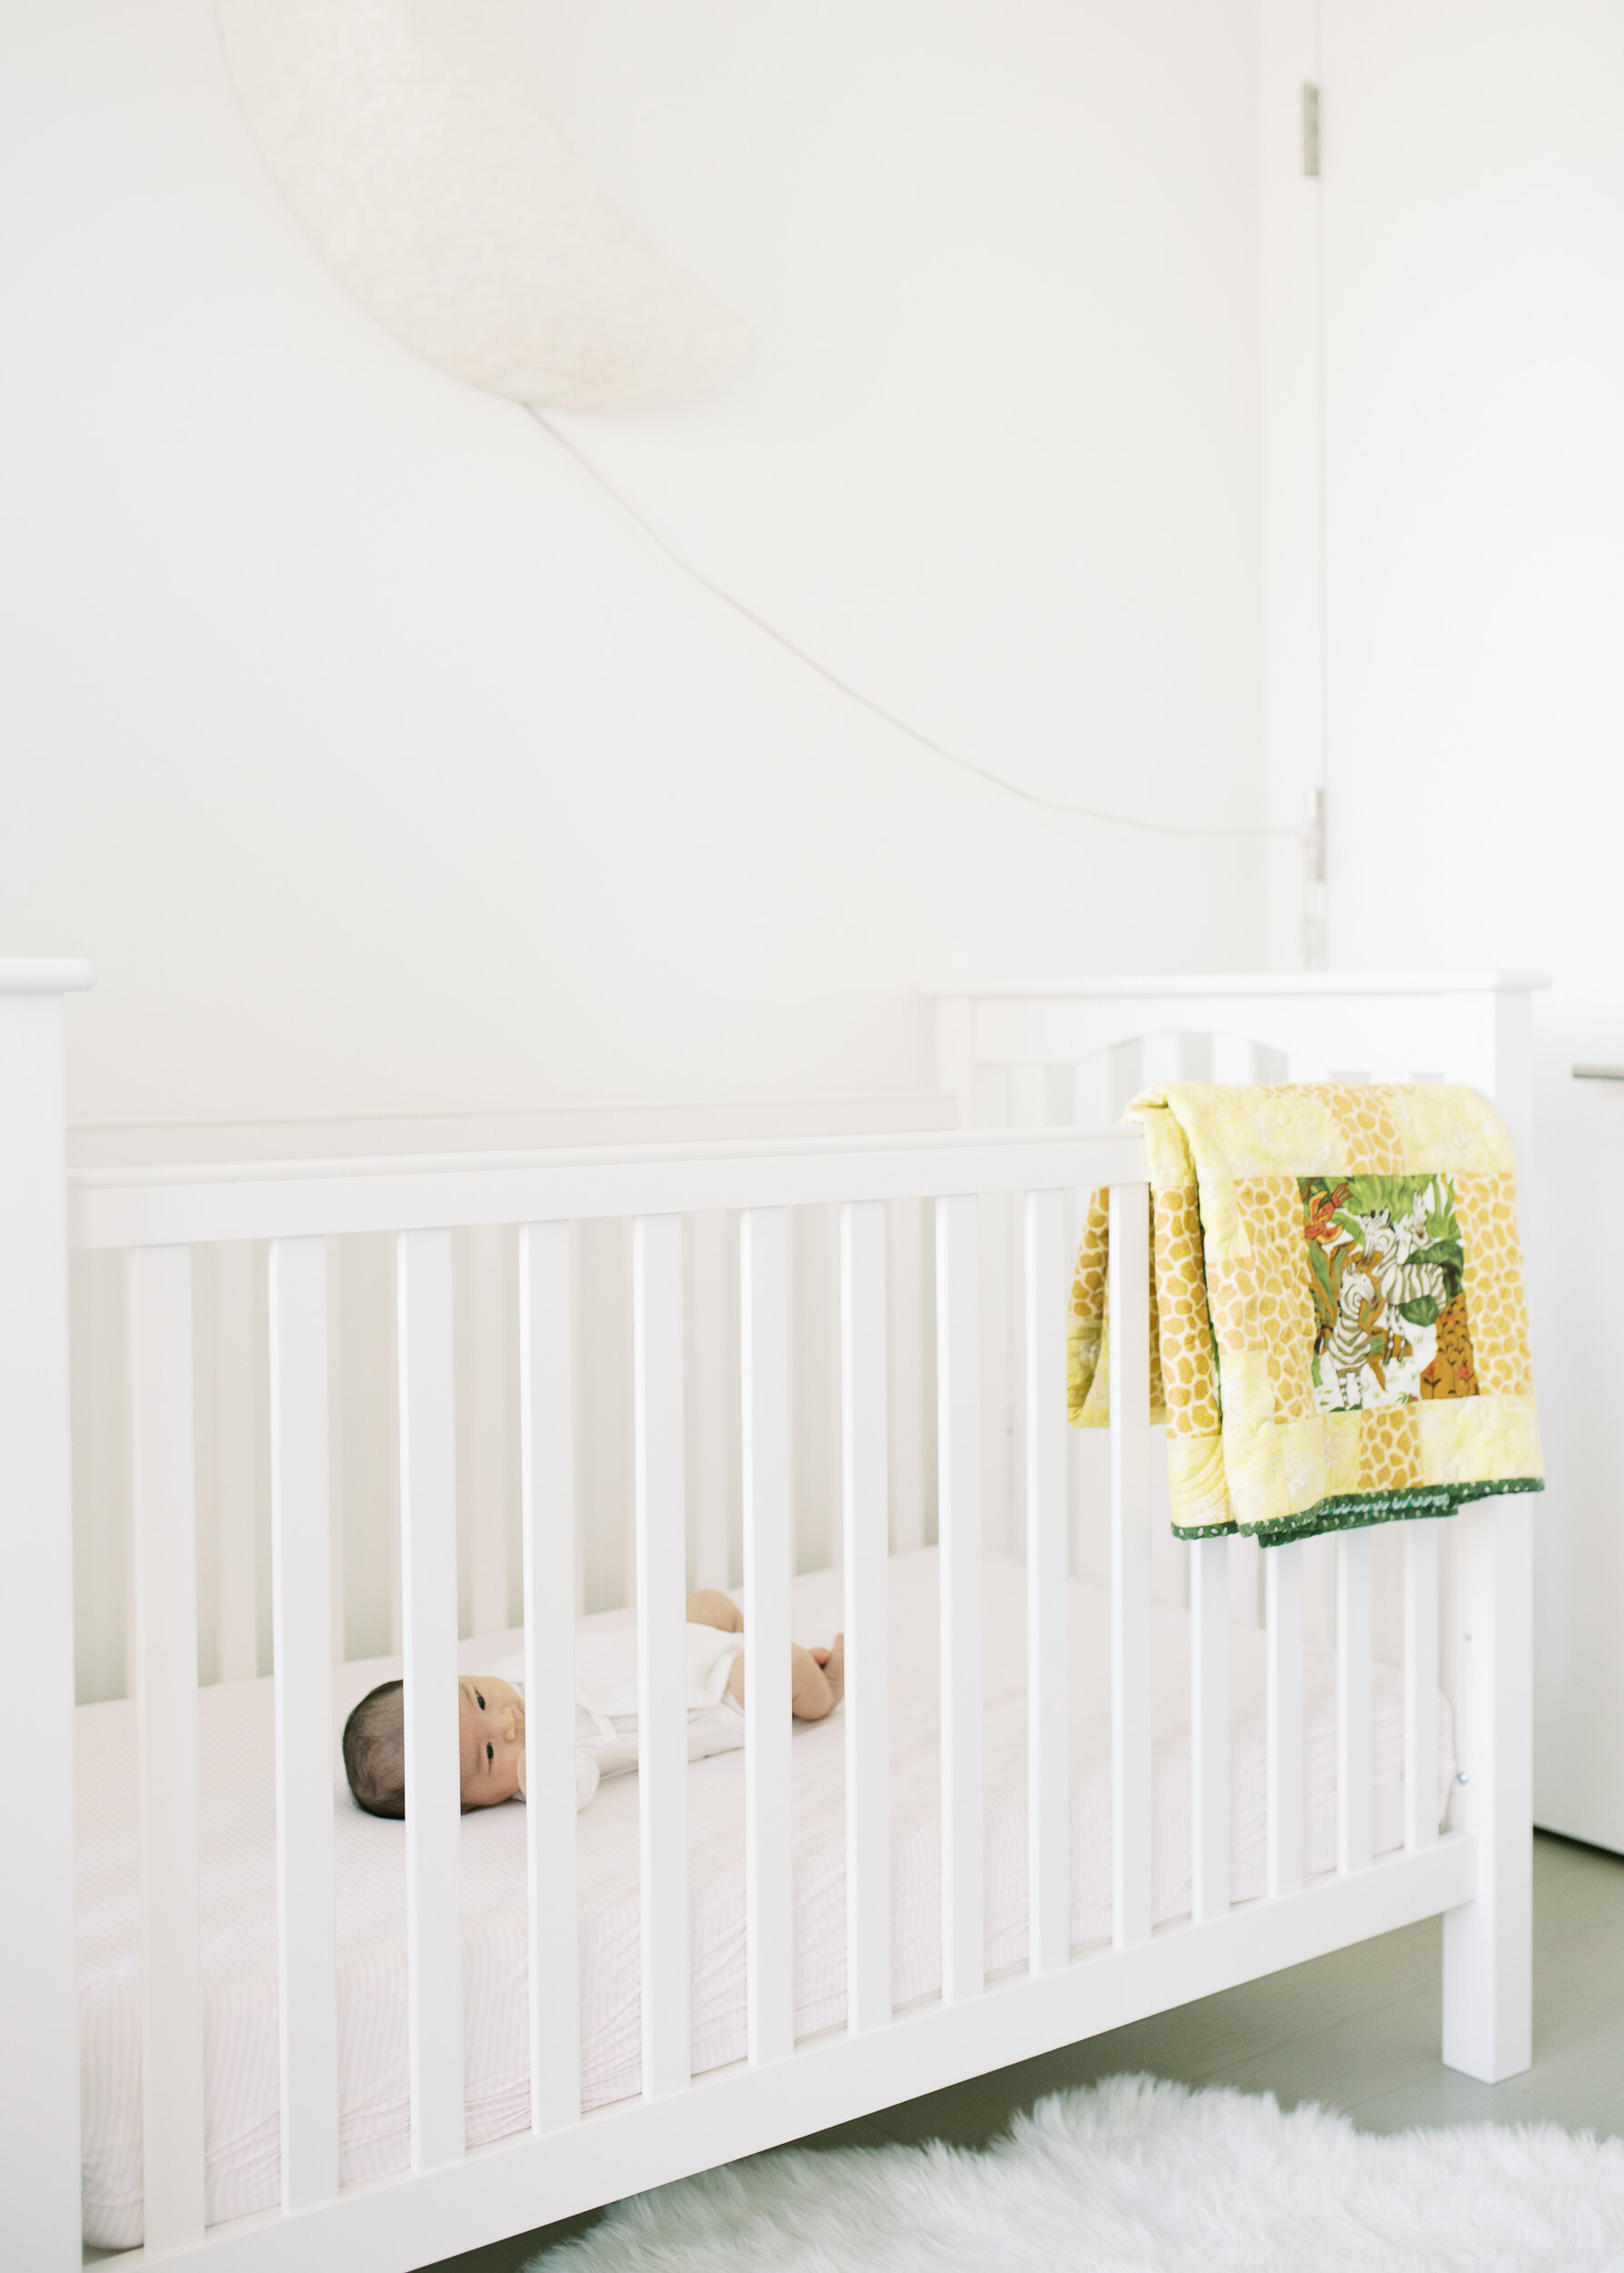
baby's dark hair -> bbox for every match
[343,1680,406,1817]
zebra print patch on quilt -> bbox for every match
[1302,1173,1477,1413]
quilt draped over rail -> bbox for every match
[1067,1081,1543,1545]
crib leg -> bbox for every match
[0,975,85,2268]
[1441,1497,1533,2082]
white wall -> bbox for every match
[1258,0,1328,969]
[1318,2,1624,1846]
[0,0,1268,1131]
[9,4,1608,1787]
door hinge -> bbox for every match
[1302,83,1321,178]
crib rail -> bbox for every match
[0,967,1529,2273]
[66,1126,1144,1248]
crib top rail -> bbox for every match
[66,1124,1148,1250]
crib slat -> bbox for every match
[396,1228,466,2170]
[325,1246,346,1666]
[1024,1188,1069,1976]
[842,1198,892,2033]
[687,1209,733,1592]
[267,1238,340,2211]
[886,1197,928,1556]
[1404,1519,1441,1853]
[1072,1055,1113,1128]
[1009,1062,1049,1127]
[215,1238,258,1682]
[518,1221,579,2132]
[1266,1540,1304,1898]
[1189,1536,1230,1922]
[1108,1182,1152,1949]
[1338,1529,1374,1873]
[633,1214,691,2096]
[742,1207,794,2065]
[129,1246,206,2252]
[1300,1531,1338,1648]
[1209,1033,1259,1086]
[467,1223,510,1637]
[936,1193,985,2001]
[1229,1532,1262,1629]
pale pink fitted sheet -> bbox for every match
[75,1544,1451,2246]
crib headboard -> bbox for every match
[929,971,1549,1170]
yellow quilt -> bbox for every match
[1067,1082,1542,1544]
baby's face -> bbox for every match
[459,1676,524,1809]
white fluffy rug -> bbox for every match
[534,2075,1624,2271]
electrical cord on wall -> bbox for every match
[526,406,1308,849]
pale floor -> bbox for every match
[429,1832,1624,2271]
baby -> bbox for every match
[343,1589,844,1819]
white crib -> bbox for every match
[1,963,1534,2271]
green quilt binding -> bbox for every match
[1168,1472,1544,1547]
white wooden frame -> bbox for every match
[0,965,1534,2271]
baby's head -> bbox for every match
[342,1676,525,1817]
[343,1680,406,1817]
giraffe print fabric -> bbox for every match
[1066,1080,1543,1545]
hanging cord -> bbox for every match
[526,406,1307,846]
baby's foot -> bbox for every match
[795,1637,846,1720]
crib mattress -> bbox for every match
[75,1545,1453,2247]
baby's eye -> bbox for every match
[486,1742,494,1765]
[475,1692,485,1711]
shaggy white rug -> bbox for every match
[533,2075,1624,2271]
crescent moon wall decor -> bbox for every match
[216,0,750,411]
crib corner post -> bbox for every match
[1489,983,1535,1185]
[0,961,92,2268]
[1441,1494,1533,2083]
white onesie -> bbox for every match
[490,1621,746,1810]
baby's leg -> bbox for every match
[790,1635,845,1720]
[686,1587,744,1634]
[723,1634,845,1719]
